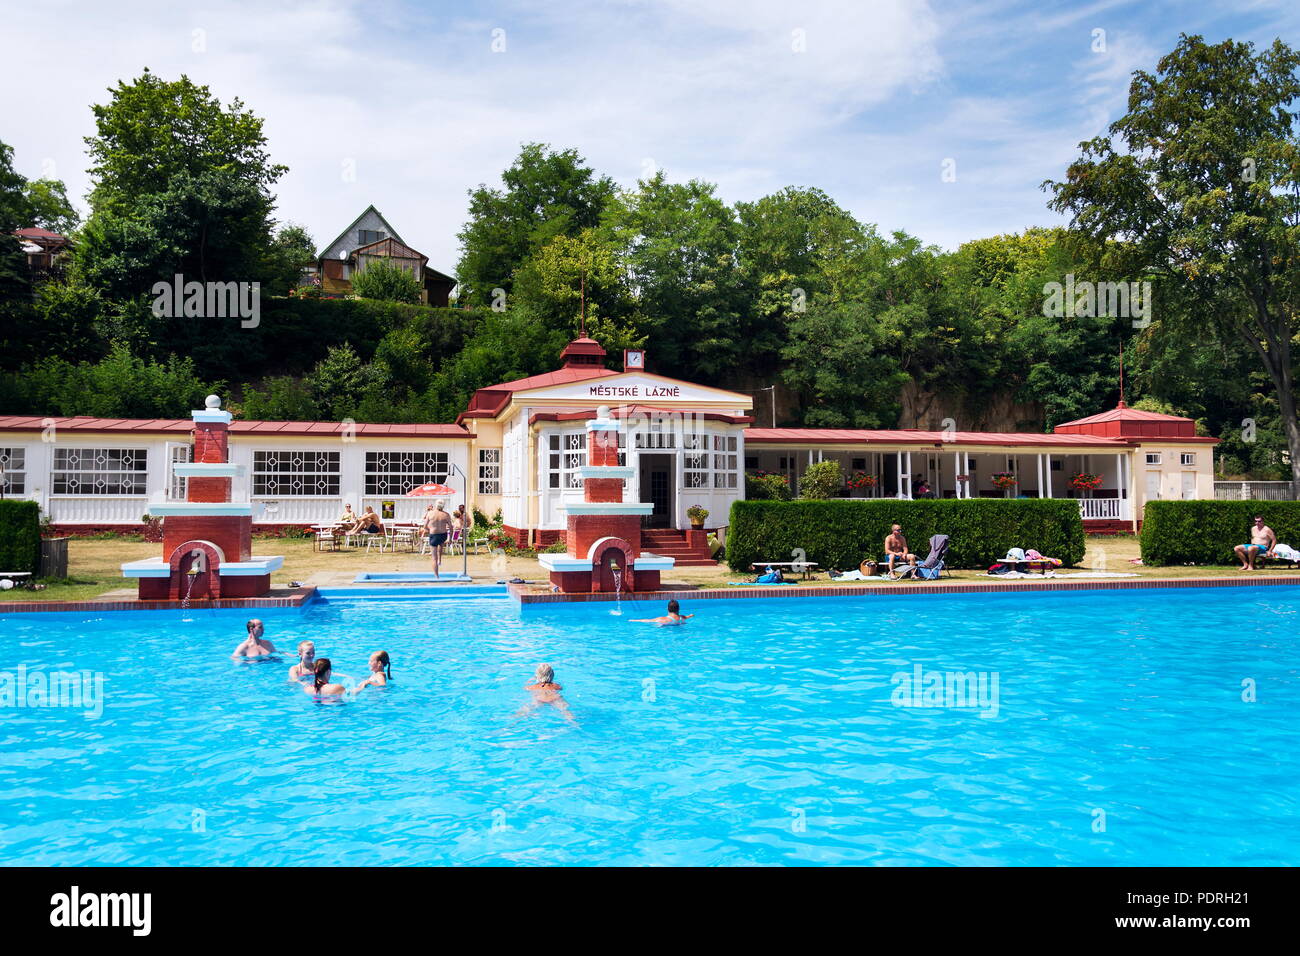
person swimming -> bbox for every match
[354,650,392,692]
[231,619,276,658]
[630,599,694,626]
[521,663,575,721]
[288,640,316,681]
[306,658,347,698]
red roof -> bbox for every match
[1054,402,1200,440]
[14,227,66,240]
[745,428,1135,447]
[0,416,469,438]
[459,365,619,420]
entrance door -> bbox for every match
[639,453,674,528]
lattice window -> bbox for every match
[253,450,340,496]
[52,447,147,495]
[712,434,739,488]
[0,447,26,495]
[364,451,448,495]
[478,448,501,495]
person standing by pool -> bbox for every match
[523,663,575,721]
[631,600,694,626]
[355,650,392,692]
[288,641,315,681]
[884,524,917,576]
[424,500,453,578]
[307,658,347,698]
[232,619,276,658]
[1234,516,1277,570]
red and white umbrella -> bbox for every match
[406,482,457,497]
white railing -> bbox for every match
[46,496,152,524]
[1214,481,1295,501]
[1078,497,1126,520]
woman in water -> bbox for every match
[521,663,575,721]
[288,640,315,681]
[355,650,392,692]
[306,658,347,698]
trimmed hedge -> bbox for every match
[1140,500,1300,565]
[726,498,1085,572]
[0,500,41,574]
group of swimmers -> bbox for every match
[231,619,390,698]
[229,598,694,709]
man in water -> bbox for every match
[232,619,276,658]
[631,599,694,626]
[1234,516,1277,570]
[884,524,917,575]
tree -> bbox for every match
[1046,34,1300,494]
[455,143,615,306]
[0,139,32,306]
[23,179,79,234]
[261,223,316,296]
[351,259,422,304]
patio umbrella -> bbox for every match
[406,482,457,497]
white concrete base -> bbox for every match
[121,556,284,578]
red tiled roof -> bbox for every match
[1054,402,1203,440]
[13,227,66,240]
[459,366,620,420]
[0,415,469,438]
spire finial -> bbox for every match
[580,270,587,338]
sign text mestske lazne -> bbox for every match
[587,384,681,397]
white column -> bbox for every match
[962,452,971,497]
[896,451,904,499]
[1036,453,1044,499]
[905,451,913,499]
[674,442,685,529]
[1044,454,1053,498]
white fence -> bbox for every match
[1214,481,1295,501]
[1078,497,1127,520]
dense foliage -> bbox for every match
[0,500,41,574]
[1140,501,1300,565]
[726,499,1086,572]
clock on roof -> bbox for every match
[624,349,645,371]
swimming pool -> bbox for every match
[1,585,1296,865]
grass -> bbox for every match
[2,533,1293,603]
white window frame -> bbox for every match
[363,450,448,496]
[478,448,501,495]
[0,447,26,495]
[1180,453,1196,467]
[51,447,148,496]
[165,441,191,501]
[712,434,739,489]
[253,450,341,497]
[1145,452,1162,465]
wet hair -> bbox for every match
[313,658,332,695]
[667,600,680,614]
[534,663,554,684]
[372,650,392,680]
[246,619,261,634]
[297,640,314,658]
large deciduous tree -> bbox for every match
[1046,34,1300,493]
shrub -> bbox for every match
[0,500,41,574]
[1140,500,1300,565]
[745,471,792,501]
[351,259,423,304]
[799,460,843,499]
[726,498,1085,572]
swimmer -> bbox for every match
[306,658,347,698]
[288,640,315,681]
[232,619,276,658]
[630,599,694,626]
[521,663,575,721]
[354,650,392,692]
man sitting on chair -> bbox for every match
[1234,516,1276,570]
[884,524,917,575]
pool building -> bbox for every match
[0,336,1216,545]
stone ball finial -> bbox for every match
[205,395,222,409]
[596,404,611,420]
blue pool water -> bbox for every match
[1,586,1297,866]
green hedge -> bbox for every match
[0,500,41,574]
[726,498,1086,572]
[1140,500,1300,565]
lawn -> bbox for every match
[1,533,1292,604]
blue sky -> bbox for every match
[2,0,1296,271]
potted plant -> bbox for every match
[1069,472,1103,493]
[141,513,164,543]
[846,472,878,496]
[687,505,709,528]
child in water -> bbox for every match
[630,599,694,626]
[354,651,392,692]
[288,641,315,681]
[306,658,347,698]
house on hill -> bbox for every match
[13,226,72,278]
[313,205,456,306]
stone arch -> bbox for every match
[167,539,226,601]
[587,536,636,593]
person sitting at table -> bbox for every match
[348,506,384,536]
[338,503,357,528]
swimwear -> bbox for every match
[1241,543,1268,551]
[428,533,448,546]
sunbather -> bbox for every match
[1234,516,1276,570]
[884,525,917,575]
